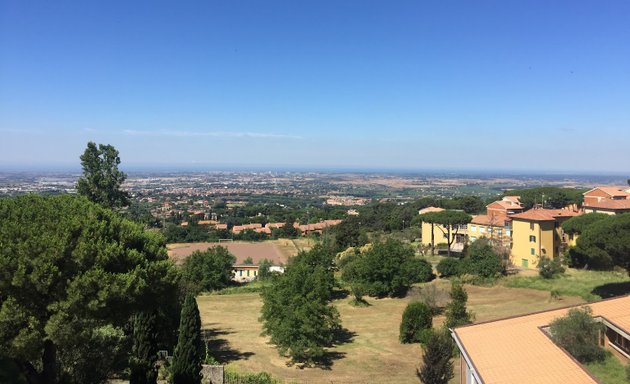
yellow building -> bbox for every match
[419,207,466,252]
[510,209,580,269]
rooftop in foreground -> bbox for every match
[452,295,630,384]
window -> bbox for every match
[480,227,485,233]
[529,235,536,242]
[239,270,243,276]
[471,225,477,232]
[247,270,250,277]
[471,236,477,241]
[522,259,529,268]
[530,248,535,255]
[608,329,630,356]
[530,222,535,231]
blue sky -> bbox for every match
[1,1,629,172]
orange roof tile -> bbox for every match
[584,187,630,198]
[471,214,510,226]
[510,208,580,222]
[453,295,630,384]
[583,199,630,210]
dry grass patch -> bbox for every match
[197,282,585,384]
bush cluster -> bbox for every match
[538,256,565,279]
[399,302,433,344]
[436,239,503,280]
[341,239,435,298]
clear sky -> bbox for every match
[1,1,629,173]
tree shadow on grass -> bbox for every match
[292,327,357,370]
[202,325,255,364]
[591,281,630,299]
[332,288,349,300]
[314,327,357,370]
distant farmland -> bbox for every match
[167,239,313,265]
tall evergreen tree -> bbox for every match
[77,141,130,208]
[417,330,454,384]
[130,312,158,384]
[171,295,203,384]
[445,283,472,329]
[260,245,341,366]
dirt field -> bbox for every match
[167,240,310,265]
[197,282,584,384]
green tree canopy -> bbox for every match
[0,195,177,384]
[417,329,454,384]
[399,302,433,344]
[550,307,604,363]
[561,213,609,235]
[259,245,340,366]
[445,283,472,329]
[463,238,503,278]
[130,312,158,384]
[341,239,435,298]
[503,187,584,210]
[171,295,203,384]
[568,213,630,271]
[420,210,471,256]
[76,141,130,209]
[180,246,236,295]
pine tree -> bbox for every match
[417,330,454,384]
[171,295,203,384]
[445,282,472,329]
[130,312,158,384]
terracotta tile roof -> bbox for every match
[584,187,630,198]
[509,208,581,222]
[471,214,511,226]
[583,199,630,210]
[488,198,523,211]
[453,295,630,384]
[503,195,521,204]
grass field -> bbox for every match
[503,268,630,301]
[584,352,629,384]
[198,282,584,384]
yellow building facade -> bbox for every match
[510,209,579,269]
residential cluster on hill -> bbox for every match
[420,186,630,270]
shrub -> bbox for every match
[417,329,454,384]
[445,283,473,328]
[466,239,503,278]
[437,258,461,278]
[399,302,433,344]
[419,283,449,315]
[224,369,280,384]
[180,246,236,294]
[538,256,565,279]
[341,239,435,298]
[549,306,605,363]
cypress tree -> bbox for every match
[417,330,454,384]
[130,311,158,384]
[171,295,203,384]
[445,282,472,329]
